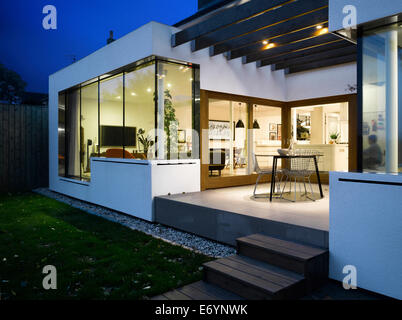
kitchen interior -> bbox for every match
[291,102,349,172]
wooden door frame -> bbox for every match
[200,90,285,190]
[200,90,358,190]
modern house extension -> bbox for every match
[49,0,402,299]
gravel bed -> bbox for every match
[34,188,236,258]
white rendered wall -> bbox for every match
[329,171,402,299]
[285,62,357,101]
[50,159,200,222]
[329,0,402,32]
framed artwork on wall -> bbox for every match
[209,120,231,140]
[269,123,277,132]
[269,132,277,140]
[178,130,186,143]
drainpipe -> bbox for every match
[385,27,399,173]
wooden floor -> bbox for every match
[153,234,329,300]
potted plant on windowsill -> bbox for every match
[329,132,340,144]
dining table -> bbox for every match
[255,154,324,202]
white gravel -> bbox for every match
[34,188,236,258]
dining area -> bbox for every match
[252,148,324,203]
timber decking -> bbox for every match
[153,234,329,300]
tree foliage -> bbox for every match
[0,63,27,104]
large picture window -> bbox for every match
[361,23,402,173]
[58,56,200,181]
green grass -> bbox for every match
[0,192,212,300]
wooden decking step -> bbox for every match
[203,255,305,300]
[236,234,329,281]
[151,281,244,300]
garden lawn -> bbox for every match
[0,192,212,300]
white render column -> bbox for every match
[385,28,399,173]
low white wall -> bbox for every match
[50,159,200,222]
[329,171,402,299]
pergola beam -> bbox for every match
[256,40,351,68]
[190,0,328,52]
[272,45,356,70]
[227,23,329,60]
[172,0,289,47]
[210,7,328,56]
[285,54,357,74]
[242,33,338,64]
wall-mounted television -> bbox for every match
[100,126,136,147]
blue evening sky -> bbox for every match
[0,0,197,93]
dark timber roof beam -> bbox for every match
[285,54,357,74]
[190,0,328,52]
[210,7,328,56]
[172,0,292,47]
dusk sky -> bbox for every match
[0,0,197,93]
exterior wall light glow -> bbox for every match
[316,25,323,30]
[262,40,268,45]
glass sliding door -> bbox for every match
[65,89,80,179]
[208,99,248,177]
[252,105,282,170]
[58,93,66,177]
[361,23,402,173]
[156,61,194,160]
[99,74,124,158]
[290,102,349,172]
[81,82,98,179]
[125,63,155,159]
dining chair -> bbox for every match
[253,154,283,198]
[280,149,316,202]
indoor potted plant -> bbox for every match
[329,132,340,144]
[138,128,154,154]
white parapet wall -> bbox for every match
[51,159,200,222]
[329,171,402,299]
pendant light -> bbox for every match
[253,105,260,129]
[235,103,245,128]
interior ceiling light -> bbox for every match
[131,92,136,96]
[316,25,323,30]
[253,105,260,129]
[236,103,245,128]
[147,88,152,92]
[262,40,268,45]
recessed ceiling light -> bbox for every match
[167,83,171,88]
[131,92,136,96]
[147,88,152,92]
[316,25,323,30]
[262,40,268,45]
[317,27,329,35]
[116,96,121,99]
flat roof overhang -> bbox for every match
[172,0,357,74]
